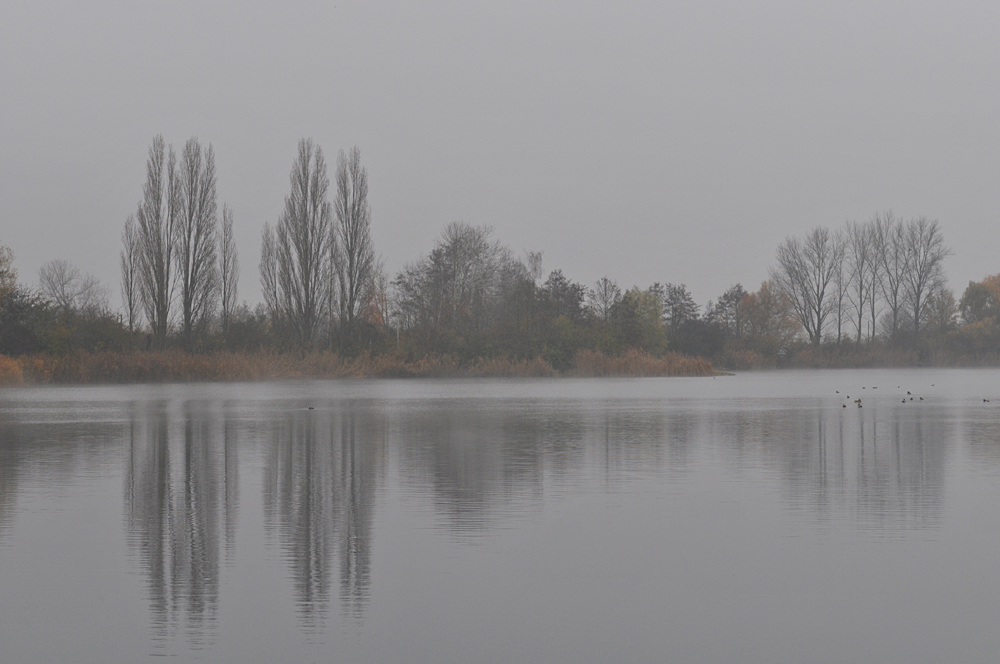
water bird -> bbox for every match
[854,398,861,403]
[919,397,924,401]
[907,391,911,395]
[902,399,906,403]
[308,406,315,410]
[910,397,914,401]
[858,403,862,408]
[842,404,847,408]
[836,390,840,394]
[985,399,991,403]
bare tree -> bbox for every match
[587,277,621,322]
[272,139,334,346]
[259,222,280,326]
[135,135,179,348]
[662,283,699,330]
[923,283,957,335]
[903,217,951,338]
[874,211,907,342]
[334,146,375,345]
[392,223,527,346]
[524,251,544,282]
[831,230,847,344]
[120,215,141,332]
[359,256,390,334]
[0,240,15,298]
[174,138,219,348]
[770,226,843,345]
[844,219,875,342]
[40,259,81,311]
[219,205,239,340]
[708,284,748,338]
[39,259,108,315]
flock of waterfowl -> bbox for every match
[834,383,991,408]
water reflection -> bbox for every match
[397,403,689,535]
[0,381,986,656]
[0,408,121,540]
[0,428,19,539]
[124,400,237,647]
[262,404,384,627]
[705,403,949,531]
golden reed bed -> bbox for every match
[0,349,714,385]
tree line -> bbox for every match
[2,135,1000,368]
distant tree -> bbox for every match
[0,240,15,298]
[903,217,950,339]
[219,205,239,340]
[540,270,586,322]
[334,146,375,346]
[830,228,848,344]
[120,216,141,332]
[844,219,876,343]
[393,223,527,349]
[266,139,335,346]
[923,284,957,335]
[874,211,907,341]
[39,259,80,311]
[741,280,798,356]
[608,289,644,348]
[259,222,280,328]
[771,226,843,346]
[38,259,108,315]
[358,257,390,336]
[135,135,179,348]
[0,288,49,356]
[709,284,747,338]
[662,283,699,330]
[173,138,220,348]
[626,287,667,353]
[587,277,620,322]
[959,275,1000,325]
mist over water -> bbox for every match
[2,371,1000,662]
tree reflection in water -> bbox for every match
[124,399,236,648]
[0,385,961,648]
[262,404,383,629]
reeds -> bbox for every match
[0,355,24,386]
[3,348,714,385]
[571,348,715,377]
[787,343,921,369]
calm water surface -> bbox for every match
[2,369,1000,663]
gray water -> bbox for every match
[1,369,1000,663]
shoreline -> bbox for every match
[0,348,716,386]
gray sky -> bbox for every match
[2,0,999,308]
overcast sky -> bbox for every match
[2,0,999,308]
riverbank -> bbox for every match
[0,348,715,385]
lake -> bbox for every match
[2,369,1000,663]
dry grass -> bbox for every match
[5,348,713,385]
[787,344,921,369]
[0,355,24,386]
[571,348,715,377]
[714,348,774,371]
